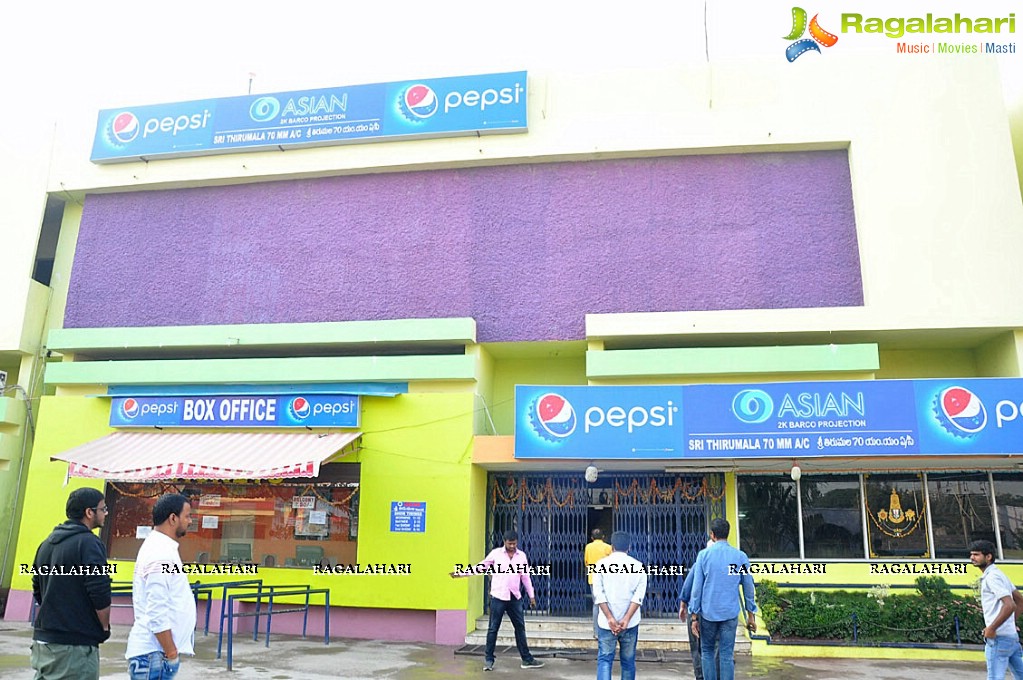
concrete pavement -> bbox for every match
[0,621,987,679]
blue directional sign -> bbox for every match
[91,71,527,163]
[390,501,426,533]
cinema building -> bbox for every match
[4,55,1023,655]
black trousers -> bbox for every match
[485,596,534,663]
[687,612,720,680]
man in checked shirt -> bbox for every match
[451,530,545,671]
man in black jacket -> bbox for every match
[31,487,113,680]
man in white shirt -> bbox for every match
[969,539,1023,680]
[126,494,196,680]
[592,532,647,680]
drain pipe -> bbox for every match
[0,381,39,602]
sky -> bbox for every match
[0,0,1020,196]
[4,1,1020,108]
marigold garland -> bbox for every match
[490,475,724,509]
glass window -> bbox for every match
[737,475,799,558]
[864,473,929,558]
[994,473,1023,560]
[926,472,995,559]
[104,464,359,568]
[801,475,864,559]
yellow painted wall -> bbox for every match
[876,350,977,379]
[976,331,1023,378]
[491,356,586,435]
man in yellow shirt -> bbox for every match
[585,529,613,638]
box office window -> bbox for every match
[927,472,995,559]
[801,475,864,559]
[994,473,1023,560]
[737,475,799,558]
[104,464,359,568]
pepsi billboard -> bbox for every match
[110,395,359,428]
[514,379,1023,459]
[91,71,527,163]
[516,385,685,459]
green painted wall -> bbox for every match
[12,392,478,614]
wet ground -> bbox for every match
[0,621,987,679]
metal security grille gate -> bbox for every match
[486,472,725,618]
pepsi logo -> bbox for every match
[120,398,140,419]
[110,112,140,144]
[530,393,577,441]
[398,84,438,121]
[289,397,311,420]
[935,387,987,437]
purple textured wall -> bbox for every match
[66,152,861,341]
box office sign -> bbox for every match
[109,394,359,428]
[91,71,527,163]
[515,378,1023,459]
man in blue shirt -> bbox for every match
[679,540,717,680]
[688,519,757,680]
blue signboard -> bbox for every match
[390,501,426,533]
[684,381,918,457]
[91,71,527,163]
[515,385,685,459]
[914,379,1023,455]
[514,379,1023,459]
[109,394,359,428]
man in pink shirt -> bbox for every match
[451,530,545,671]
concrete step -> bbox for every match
[465,617,752,653]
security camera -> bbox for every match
[585,465,599,483]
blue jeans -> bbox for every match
[127,651,181,680]
[985,635,1023,680]
[485,596,534,664]
[597,625,638,680]
[699,617,737,680]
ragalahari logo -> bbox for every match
[784,7,839,62]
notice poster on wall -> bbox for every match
[390,501,426,533]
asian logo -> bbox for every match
[529,393,577,442]
[119,398,140,420]
[249,96,281,122]
[108,112,140,145]
[398,84,438,121]
[732,389,774,424]
[933,386,988,438]
[288,397,311,421]
[784,7,839,62]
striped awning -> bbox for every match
[51,430,361,481]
